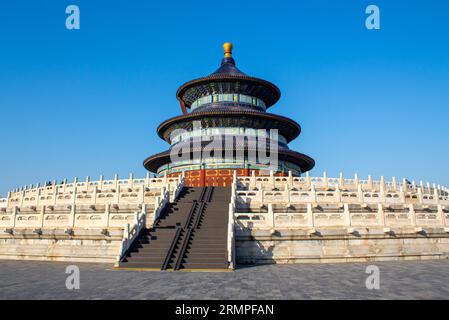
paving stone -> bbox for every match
[1,260,449,299]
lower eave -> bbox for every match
[143,148,315,174]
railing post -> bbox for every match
[417,188,423,204]
[307,203,314,228]
[250,170,256,189]
[311,184,317,204]
[367,175,373,190]
[40,206,45,228]
[306,171,311,188]
[268,203,274,228]
[409,204,417,227]
[12,206,17,228]
[323,171,328,189]
[344,203,351,227]
[358,184,363,203]
[105,204,110,228]
[70,204,76,228]
[437,205,445,226]
[339,172,344,189]
[288,170,293,188]
[335,183,341,203]
[378,203,385,227]
[392,177,397,191]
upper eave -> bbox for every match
[176,74,281,109]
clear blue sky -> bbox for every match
[0,0,448,196]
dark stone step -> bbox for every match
[120,261,163,269]
[181,262,229,269]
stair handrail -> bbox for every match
[227,177,237,270]
[174,227,193,270]
[161,226,182,270]
[115,208,147,266]
[205,187,213,202]
[227,202,236,270]
[198,187,207,202]
[192,202,205,229]
[184,202,198,229]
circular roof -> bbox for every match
[176,43,281,109]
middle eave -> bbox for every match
[157,109,302,143]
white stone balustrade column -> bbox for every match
[392,177,397,191]
[69,204,76,228]
[335,183,341,203]
[307,203,314,227]
[311,184,317,204]
[418,188,423,204]
[114,174,119,191]
[402,178,407,193]
[99,175,104,189]
[12,207,17,228]
[116,185,121,204]
[140,186,145,203]
[53,182,58,206]
[399,186,406,203]
[38,206,44,228]
[105,205,110,228]
[437,205,445,226]
[367,175,373,190]
[433,185,440,205]
[339,172,344,189]
[129,173,134,188]
[258,183,264,203]
[288,171,293,188]
[378,203,385,227]
[380,176,385,192]
[409,204,417,227]
[250,171,256,189]
[357,184,363,203]
[323,171,328,190]
[344,203,351,226]
[145,172,150,188]
[268,203,274,228]
[20,190,25,207]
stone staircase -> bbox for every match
[118,187,231,270]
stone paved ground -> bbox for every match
[1,260,449,299]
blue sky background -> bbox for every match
[0,0,448,195]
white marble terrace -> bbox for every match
[0,174,183,231]
[234,171,449,232]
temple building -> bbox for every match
[1,43,448,269]
[143,43,314,187]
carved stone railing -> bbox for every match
[3,173,181,209]
[237,171,448,197]
[153,187,170,223]
[172,174,185,202]
[237,184,449,206]
[115,209,147,266]
[0,204,144,230]
[235,203,449,232]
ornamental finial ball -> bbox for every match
[223,42,233,58]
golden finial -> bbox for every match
[223,42,233,58]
